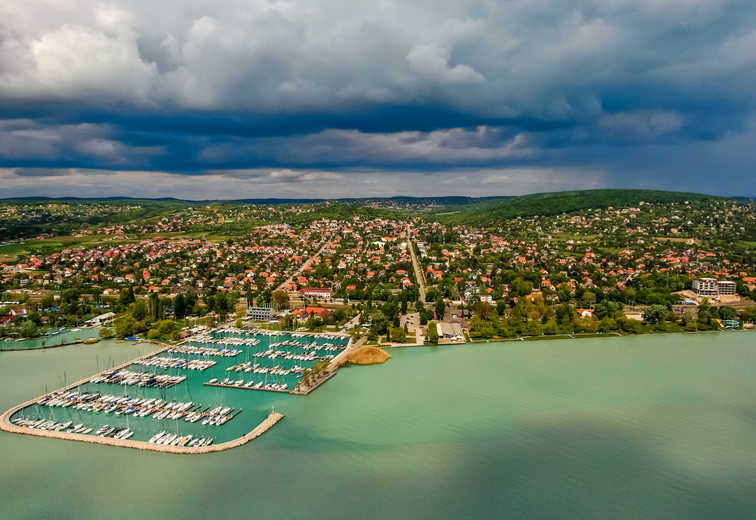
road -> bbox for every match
[343,312,362,330]
[406,226,427,304]
[275,235,331,292]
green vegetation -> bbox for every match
[426,321,439,345]
[437,189,720,225]
[300,359,330,387]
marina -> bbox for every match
[1,328,352,452]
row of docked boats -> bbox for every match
[11,416,134,440]
[247,328,348,342]
[94,424,135,439]
[184,406,237,425]
[252,348,319,362]
[226,361,305,376]
[207,377,288,392]
[90,369,186,388]
[196,335,262,347]
[271,339,346,353]
[148,431,213,447]
[11,416,93,434]
[166,344,241,357]
[35,390,239,425]
[134,356,216,371]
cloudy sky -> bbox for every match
[1,0,755,199]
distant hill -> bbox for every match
[435,189,724,224]
[0,195,512,206]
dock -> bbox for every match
[204,382,290,394]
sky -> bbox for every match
[1,0,755,199]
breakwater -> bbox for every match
[0,408,283,454]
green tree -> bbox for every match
[718,306,737,321]
[435,297,446,318]
[643,304,668,324]
[19,320,39,338]
[174,293,187,319]
[271,290,290,310]
[426,321,439,344]
[132,300,148,321]
[119,286,135,307]
[114,315,137,338]
[740,306,756,323]
[370,312,389,335]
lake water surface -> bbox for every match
[0,327,100,350]
[2,333,755,519]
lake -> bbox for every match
[1,332,755,519]
[0,327,100,351]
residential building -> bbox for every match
[247,306,273,321]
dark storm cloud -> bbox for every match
[0,0,755,197]
[13,168,68,177]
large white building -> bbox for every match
[247,306,273,321]
[692,278,736,297]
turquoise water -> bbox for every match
[1,332,756,519]
[0,327,100,350]
[10,331,348,444]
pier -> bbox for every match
[289,369,339,395]
[0,406,283,454]
[204,382,291,393]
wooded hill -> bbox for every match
[433,189,724,225]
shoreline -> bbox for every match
[466,327,754,345]
[0,326,103,353]
[377,326,754,348]
[0,338,106,353]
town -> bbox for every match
[1,191,755,348]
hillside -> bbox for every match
[435,189,723,225]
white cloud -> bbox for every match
[0,167,608,199]
[0,9,157,104]
[1,0,751,116]
[406,42,485,84]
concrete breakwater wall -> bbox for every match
[0,410,283,454]
[0,340,284,453]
